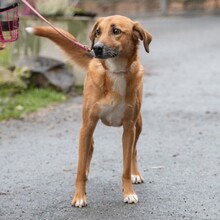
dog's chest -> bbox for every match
[99,73,126,127]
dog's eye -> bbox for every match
[96,29,101,37]
[112,28,121,35]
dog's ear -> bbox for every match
[133,22,152,53]
[89,18,103,49]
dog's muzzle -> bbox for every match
[92,42,118,59]
[93,43,104,57]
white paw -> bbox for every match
[124,194,139,204]
[131,174,144,184]
[74,199,87,208]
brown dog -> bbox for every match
[26,15,152,207]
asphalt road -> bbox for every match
[1,16,220,220]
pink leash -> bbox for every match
[21,0,91,52]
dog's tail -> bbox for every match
[25,26,92,70]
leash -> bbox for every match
[20,0,91,52]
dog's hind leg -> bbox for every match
[131,113,144,184]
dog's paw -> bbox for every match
[72,199,87,208]
[71,193,87,208]
[124,193,139,204]
[131,174,144,184]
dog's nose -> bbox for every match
[93,43,104,57]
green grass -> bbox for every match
[0,46,11,67]
[0,86,67,121]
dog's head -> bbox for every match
[89,15,152,59]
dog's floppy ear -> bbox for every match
[133,22,152,53]
[89,18,103,49]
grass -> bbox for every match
[0,86,67,121]
[0,46,11,67]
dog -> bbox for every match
[26,15,152,207]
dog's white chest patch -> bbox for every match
[99,73,126,127]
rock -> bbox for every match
[16,57,75,92]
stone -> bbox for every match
[16,57,75,92]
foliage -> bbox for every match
[0,85,67,121]
[0,66,33,90]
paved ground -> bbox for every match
[0,16,220,220]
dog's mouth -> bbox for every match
[91,43,119,59]
[94,51,118,59]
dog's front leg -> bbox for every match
[71,118,98,208]
[122,121,138,204]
